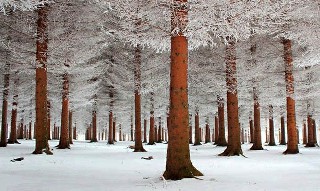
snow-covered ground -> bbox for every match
[1,140,319,191]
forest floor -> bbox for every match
[0,140,319,191]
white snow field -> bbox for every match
[1,140,319,191]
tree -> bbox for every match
[8,75,19,144]
[58,73,70,149]
[33,4,52,155]
[250,87,263,150]
[216,96,227,146]
[164,0,203,180]
[268,105,276,146]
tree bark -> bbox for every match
[283,39,299,154]
[189,114,193,144]
[312,119,317,144]
[133,45,146,152]
[33,5,51,154]
[205,124,210,143]
[113,119,116,142]
[58,73,70,148]
[302,121,307,144]
[0,63,10,147]
[280,116,286,145]
[91,109,98,142]
[193,112,201,145]
[216,96,227,146]
[157,117,162,143]
[250,87,263,150]
[219,38,243,156]
[214,116,219,144]
[108,111,113,144]
[148,113,155,145]
[268,105,276,146]
[164,1,202,179]
[8,79,19,144]
[143,119,147,143]
[249,118,254,143]
[69,111,73,144]
[306,115,315,147]
[47,101,51,140]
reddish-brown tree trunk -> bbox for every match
[113,119,116,142]
[241,128,244,144]
[249,118,254,143]
[33,5,51,154]
[157,117,162,143]
[73,125,77,140]
[0,63,10,147]
[8,88,19,144]
[313,119,317,144]
[216,96,227,146]
[306,115,315,147]
[130,115,134,141]
[219,38,243,156]
[108,111,113,144]
[214,116,219,144]
[268,105,276,146]
[91,110,98,142]
[29,122,32,140]
[148,113,155,145]
[143,119,147,143]
[280,116,286,145]
[283,39,299,154]
[205,124,210,143]
[58,74,70,149]
[164,2,202,179]
[194,112,201,145]
[302,121,307,144]
[69,111,73,144]
[133,45,146,152]
[250,87,263,150]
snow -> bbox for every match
[1,140,320,191]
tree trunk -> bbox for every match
[219,38,243,156]
[241,128,244,144]
[0,63,10,147]
[113,119,116,142]
[33,5,51,154]
[280,116,286,145]
[130,115,134,141]
[214,116,219,144]
[283,39,299,154]
[157,117,162,143]
[133,45,146,152]
[205,124,210,143]
[47,101,51,140]
[250,87,263,150]
[306,115,315,147]
[164,1,202,179]
[29,122,32,140]
[193,112,201,145]
[148,113,155,145]
[108,111,113,144]
[69,111,73,144]
[143,119,147,143]
[8,81,19,144]
[249,118,254,143]
[73,125,77,140]
[91,109,98,142]
[312,119,317,144]
[154,126,158,143]
[58,74,70,149]
[216,96,227,146]
[268,105,276,146]
[302,121,307,144]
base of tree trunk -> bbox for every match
[107,141,114,145]
[147,142,155,145]
[133,148,147,152]
[163,164,203,180]
[268,143,276,146]
[283,148,299,154]
[143,141,147,143]
[189,141,193,144]
[305,143,316,147]
[156,141,162,143]
[216,142,228,147]
[56,145,70,149]
[250,145,264,150]
[193,142,202,146]
[32,149,53,155]
[7,140,20,144]
[90,139,98,143]
[279,142,286,145]
[219,147,243,156]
